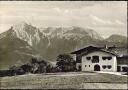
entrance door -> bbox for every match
[78,65,81,71]
[94,64,100,71]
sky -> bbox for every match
[0,1,127,38]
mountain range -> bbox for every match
[0,22,127,70]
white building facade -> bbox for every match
[81,51,117,72]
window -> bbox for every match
[122,67,128,72]
[85,65,86,67]
[107,65,112,69]
[102,65,106,69]
[92,56,99,63]
[86,56,91,60]
[103,65,112,69]
[76,55,81,63]
[108,57,112,60]
[102,56,112,60]
[102,57,106,60]
[89,65,90,67]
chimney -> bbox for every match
[104,45,108,49]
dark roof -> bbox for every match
[83,49,118,56]
[117,55,128,60]
[106,47,127,56]
[117,55,128,65]
[71,46,100,54]
[71,45,118,56]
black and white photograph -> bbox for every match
[0,1,127,89]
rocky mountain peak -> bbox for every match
[106,34,127,43]
[40,26,103,40]
[11,22,44,46]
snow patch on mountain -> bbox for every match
[13,22,43,46]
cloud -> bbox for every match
[0,1,127,37]
[90,15,106,24]
[90,15,115,25]
[90,15,125,26]
[115,20,125,25]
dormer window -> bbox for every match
[86,56,91,60]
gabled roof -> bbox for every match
[71,45,118,56]
[71,46,100,54]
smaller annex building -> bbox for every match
[71,45,128,72]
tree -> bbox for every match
[9,65,18,76]
[36,60,47,73]
[29,57,40,73]
[20,64,32,73]
[31,57,38,64]
[56,54,76,72]
[30,58,48,74]
[46,64,53,73]
[9,65,25,76]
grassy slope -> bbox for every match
[0,72,127,89]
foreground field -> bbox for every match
[0,72,127,89]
